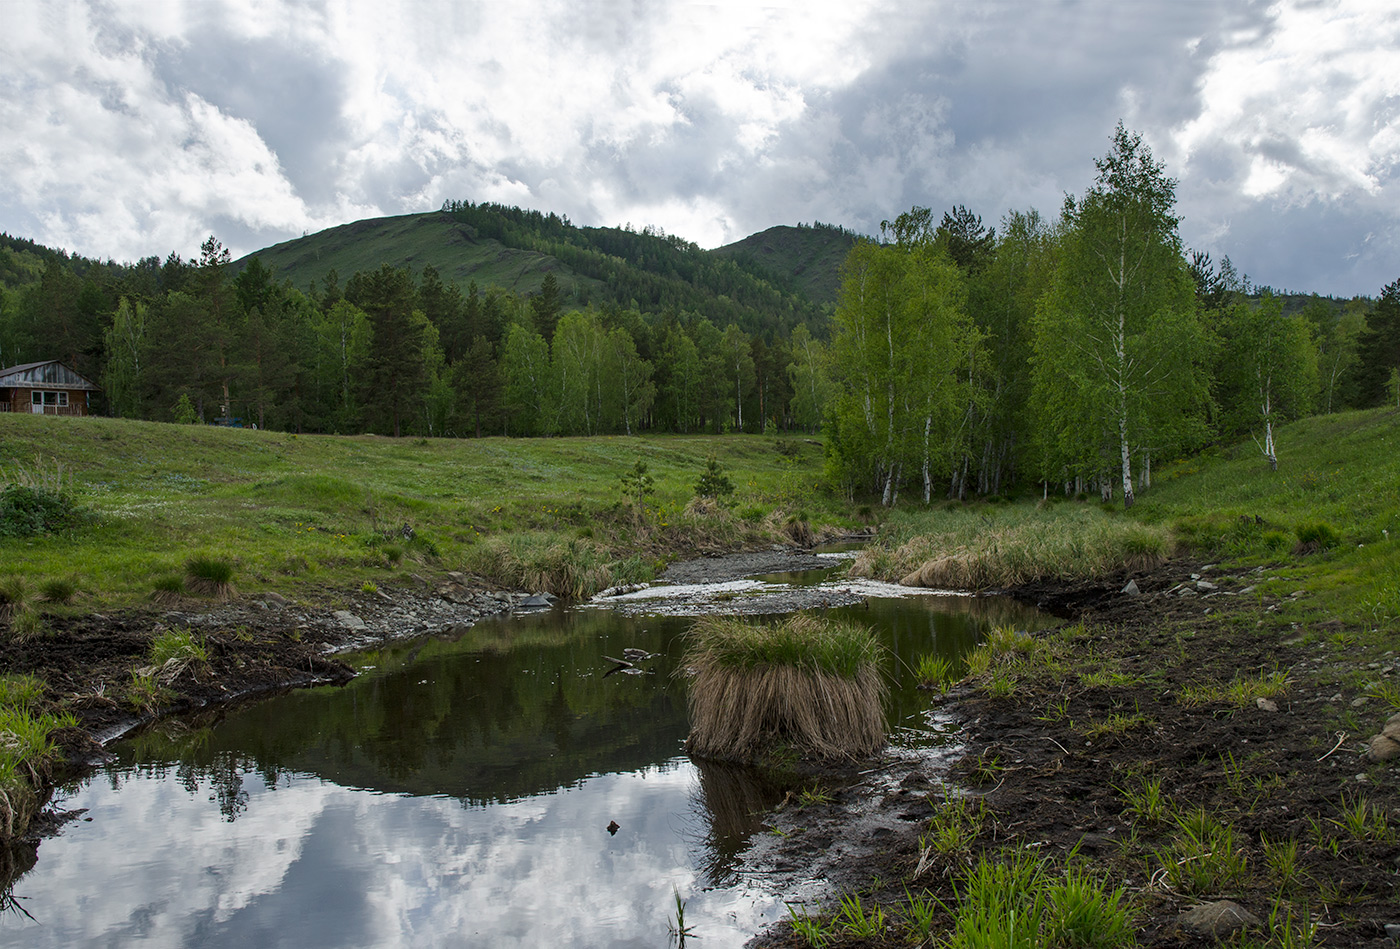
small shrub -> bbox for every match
[693,455,735,500]
[0,484,85,538]
[8,609,45,640]
[185,555,236,599]
[150,627,208,670]
[361,581,378,594]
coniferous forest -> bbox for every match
[2,125,1395,506]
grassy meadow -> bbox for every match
[0,413,844,608]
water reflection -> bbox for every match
[2,576,1048,947]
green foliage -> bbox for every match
[944,852,1136,949]
[825,231,979,505]
[619,459,655,512]
[150,627,209,668]
[185,555,235,598]
[172,393,198,424]
[1030,124,1207,508]
[693,455,735,499]
[0,698,76,837]
[0,484,84,538]
[915,653,957,691]
[786,903,833,948]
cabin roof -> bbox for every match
[0,360,102,391]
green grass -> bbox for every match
[0,674,75,837]
[686,613,883,679]
[943,852,1136,949]
[1136,406,1400,634]
[0,415,840,605]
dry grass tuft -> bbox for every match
[682,614,886,762]
[855,507,1169,590]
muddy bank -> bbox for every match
[7,574,559,777]
[746,559,1400,948]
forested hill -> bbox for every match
[236,204,840,339]
[711,223,860,305]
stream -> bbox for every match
[4,553,1048,948]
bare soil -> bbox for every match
[747,558,1400,947]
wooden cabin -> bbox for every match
[0,360,101,416]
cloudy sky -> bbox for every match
[3,1,1397,297]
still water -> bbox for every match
[6,561,1046,948]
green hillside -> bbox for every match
[711,223,860,305]
[238,212,600,300]
[235,205,835,338]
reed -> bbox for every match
[852,506,1168,590]
[682,614,886,762]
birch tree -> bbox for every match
[1030,124,1205,508]
[827,230,976,505]
[1219,294,1318,470]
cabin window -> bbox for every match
[30,391,68,406]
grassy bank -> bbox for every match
[0,414,843,608]
[1133,406,1400,636]
[851,504,1170,590]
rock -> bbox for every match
[1178,901,1260,938]
[332,610,367,630]
[519,593,555,608]
[1121,579,1141,596]
[1384,922,1400,942]
[1256,697,1279,712]
[1196,579,1219,592]
[1238,585,1256,595]
[1178,588,1198,598]
[1351,696,1370,708]
[1366,716,1400,761]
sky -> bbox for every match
[2,0,1397,297]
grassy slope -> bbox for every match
[237,212,600,297]
[1133,406,1400,633]
[0,414,838,605]
[710,224,857,305]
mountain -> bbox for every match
[711,223,860,305]
[234,204,848,338]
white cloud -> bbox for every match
[0,0,1395,293]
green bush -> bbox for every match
[0,484,84,538]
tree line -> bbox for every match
[823,124,1399,506]
[0,235,824,438]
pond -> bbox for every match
[4,557,1048,948]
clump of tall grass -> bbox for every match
[0,577,30,624]
[467,532,617,599]
[184,555,235,599]
[37,576,78,605]
[0,673,76,839]
[915,653,958,692]
[852,506,1169,590]
[943,853,1136,949]
[149,574,186,605]
[682,613,887,762]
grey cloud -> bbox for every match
[149,30,352,206]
